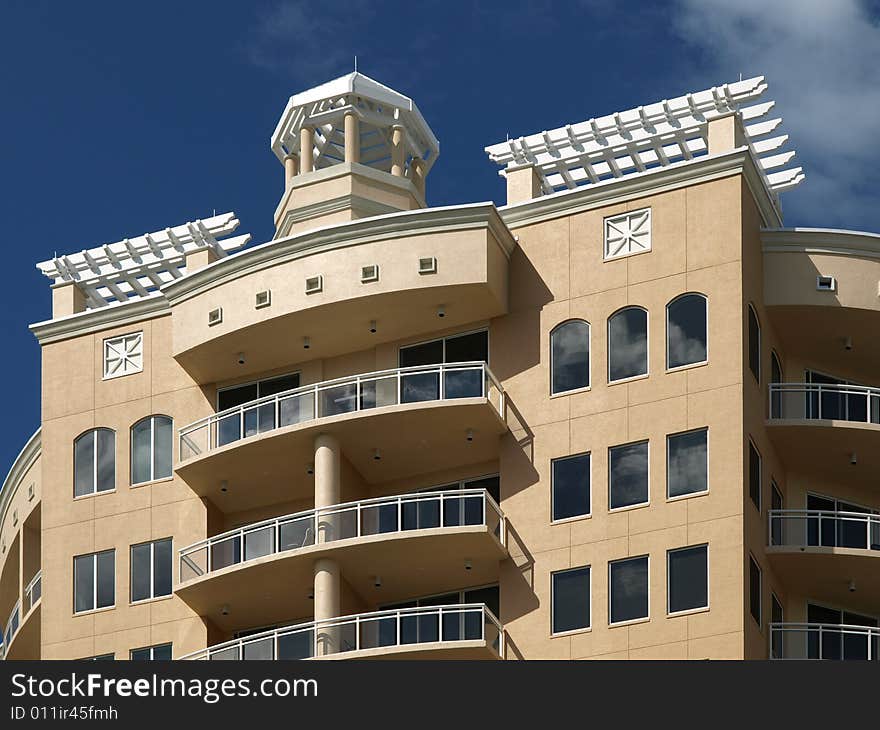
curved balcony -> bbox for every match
[768,510,880,609]
[767,383,880,483]
[177,363,507,510]
[179,604,504,661]
[770,623,879,660]
[176,489,506,631]
[1,571,41,660]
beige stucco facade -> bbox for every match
[2,75,878,662]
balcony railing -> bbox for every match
[769,510,880,551]
[179,362,505,461]
[25,571,41,612]
[770,623,880,660]
[769,382,880,424]
[3,601,20,652]
[179,604,504,660]
[180,488,504,582]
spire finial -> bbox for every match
[354,55,358,73]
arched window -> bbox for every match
[608,307,648,383]
[748,304,761,383]
[74,428,116,497]
[131,416,173,485]
[666,293,708,369]
[551,320,590,395]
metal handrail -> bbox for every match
[179,362,505,460]
[24,570,42,612]
[768,509,880,550]
[179,487,505,581]
[768,382,880,422]
[770,622,880,660]
[179,603,504,661]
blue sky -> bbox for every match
[1,0,879,473]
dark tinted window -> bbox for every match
[552,453,591,521]
[552,567,591,634]
[609,441,649,509]
[551,320,590,394]
[608,307,648,382]
[748,441,761,510]
[668,545,708,613]
[748,306,760,382]
[749,556,761,625]
[445,331,489,364]
[610,556,649,624]
[218,382,258,410]
[667,294,707,368]
[667,429,708,498]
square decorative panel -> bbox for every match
[604,208,652,261]
[103,332,143,379]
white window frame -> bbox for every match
[607,306,649,385]
[550,452,592,524]
[74,428,116,499]
[130,538,172,604]
[131,415,173,486]
[608,439,650,512]
[666,543,710,616]
[608,554,650,627]
[603,208,652,261]
[74,549,115,614]
[550,565,592,636]
[665,292,708,372]
[102,331,144,380]
[549,319,591,396]
[666,427,709,501]
[130,643,172,660]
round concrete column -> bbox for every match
[390,125,405,177]
[283,153,299,185]
[314,433,341,509]
[300,126,315,173]
[344,112,360,164]
[314,557,341,656]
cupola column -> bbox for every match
[344,111,360,164]
[300,126,315,174]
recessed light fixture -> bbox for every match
[303,336,311,350]
[369,319,377,334]
[220,480,228,493]
[373,448,382,461]
[437,305,445,318]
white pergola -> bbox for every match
[36,212,250,309]
[270,72,439,175]
[485,76,803,198]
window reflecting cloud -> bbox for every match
[551,320,590,394]
[609,441,648,509]
[608,308,647,381]
[668,429,708,497]
[667,295,707,368]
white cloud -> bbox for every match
[673,0,880,230]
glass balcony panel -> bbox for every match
[278,391,315,427]
[838,516,869,550]
[444,368,483,399]
[400,372,439,403]
[401,497,440,530]
[278,516,315,552]
[210,536,241,571]
[359,376,398,410]
[399,613,440,645]
[277,630,313,660]
[209,646,240,660]
[319,384,357,418]
[244,525,274,561]
[242,637,274,660]
[360,503,398,536]
[217,413,241,447]
[180,547,208,581]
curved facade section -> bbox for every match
[180,604,504,661]
[177,363,507,510]
[165,205,516,384]
[0,429,42,660]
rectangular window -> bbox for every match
[130,538,173,602]
[770,593,784,658]
[551,453,591,521]
[399,330,489,367]
[749,555,762,627]
[748,440,761,510]
[667,428,708,498]
[667,544,708,614]
[770,481,783,545]
[551,566,591,634]
[609,555,649,625]
[130,643,172,660]
[218,372,301,411]
[609,440,649,510]
[74,549,115,613]
[748,305,760,383]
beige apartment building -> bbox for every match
[1,72,877,661]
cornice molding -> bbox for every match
[30,295,170,345]
[163,202,517,306]
[499,148,783,230]
[0,428,41,535]
[762,227,880,259]
[275,195,402,239]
